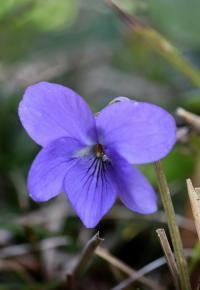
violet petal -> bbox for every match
[63,151,118,228]
[96,99,176,164]
[108,150,157,214]
[28,137,83,202]
[19,82,97,147]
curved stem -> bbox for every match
[108,0,200,88]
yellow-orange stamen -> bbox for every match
[95,144,104,157]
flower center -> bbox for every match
[95,143,104,158]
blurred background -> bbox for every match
[1,0,200,289]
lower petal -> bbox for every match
[110,151,157,214]
[63,154,118,228]
[28,137,83,202]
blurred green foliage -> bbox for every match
[149,0,200,49]
[0,0,78,30]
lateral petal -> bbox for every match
[96,99,176,164]
[28,137,83,202]
[107,149,157,214]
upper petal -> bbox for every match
[96,99,176,164]
[63,151,118,228]
[28,137,83,202]
[19,82,97,147]
[108,150,157,214]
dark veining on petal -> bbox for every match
[75,144,112,193]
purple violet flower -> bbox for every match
[18,82,176,228]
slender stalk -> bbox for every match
[107,0,200,88]
[140,28,200,88]
[156,228,180,290]
[155,161,191,290]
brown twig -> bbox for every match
[66,232,103,289]
[156,228,180,290]
[109,250,193,290]
[106,0,146,29]
[177,108,200,133]
[186,179,200,240]
[95,247,164,290]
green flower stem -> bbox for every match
[138,28,200,88]
[155,161,191,290]
[108,0,200,88]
